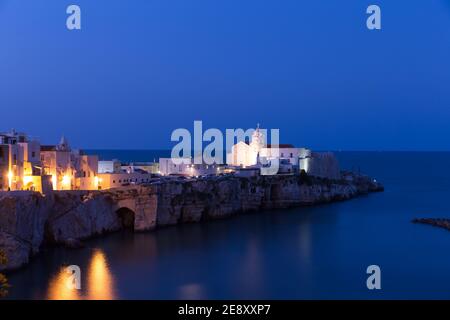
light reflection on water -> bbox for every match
[47,267,81,300]
[47,250,116,300]
[178,283,205,300]
[7,152,450,299]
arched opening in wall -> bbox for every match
[116,207,135,230]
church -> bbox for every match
[227,125,310,168]
[227,125,341,179]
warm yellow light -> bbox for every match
[94,176,102,186]
[62,175,71,186]
[87,250,116,300]
[52,175,57,190]
[23,175,33,185]
[7,170,13,189]
[47,250,116,300]
[47,267,81,300]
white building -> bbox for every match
[159,158,223,177]
[97,172,154,189]
[41,136,100,190]
[98,160,159,188]
[299,152,341,180]
[0,130,50,192]
[228,126,304,169]
[260,144,309,167]
[98,159,122,174]
[121,162,159,174]
[228,125,341,179]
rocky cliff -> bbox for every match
[0,173,383,271]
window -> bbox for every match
[113,180,116,183]
[32,151,36,158]
[290,153,293,157]
[281,153,284,157]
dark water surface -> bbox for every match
[6,152,450,299]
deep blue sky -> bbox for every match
[1,0,450,150]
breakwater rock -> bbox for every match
[0,173,383,271]
[412,218,450,231]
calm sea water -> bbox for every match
[6,151,450,299]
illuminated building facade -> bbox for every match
[41,136,100,191]
[0,130,48,192]
[228,126,306,169]
[0,130,156,192]
[227,125,340,179]
[159,158,223,177]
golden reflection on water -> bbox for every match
[47,266,82,300]
[47,249,116,300]
[87,250,116,300]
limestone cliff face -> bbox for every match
[45,191,121,244]
[0,192,51,270]
[155,174,382,224]
[155,178,242,225]
[0,173,383,271]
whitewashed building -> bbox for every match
[228,126,304,169]
[159,158,223,177]
[98,159,122,174]
[0,130,50,192]
[228,125,341,179]
[97,172,154,189]
[299,152,341,180]
[41,136,100,190]
[121,162,159,174]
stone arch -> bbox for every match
[116,207,135,230]
[114,198,137,230]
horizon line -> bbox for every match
[82,148,450,153]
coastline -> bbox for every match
[0,172,383,272]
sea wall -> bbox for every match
[0,173,383,271]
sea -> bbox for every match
[5,151,450,299]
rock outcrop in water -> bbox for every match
[0,173,383,271]
[412,218,450,231]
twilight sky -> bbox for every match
[1,0,450,150]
